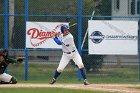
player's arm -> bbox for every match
[6,57,24,64]
[51,32,62,45]
[53,37,62,45]
[5,58,17,64]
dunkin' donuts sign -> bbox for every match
[26,22,68,48]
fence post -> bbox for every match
[139,0,140,82]
[4,0,8,49]
[138,19,140,82]
[4,0,8,73]
[25,0,29,81]
[77,0,82,80]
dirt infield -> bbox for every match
[0,83,140,93]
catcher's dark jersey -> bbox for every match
[0,55,17,74]
[0,61,8,74]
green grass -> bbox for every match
[0,88,114,93]
[7,63,140,84]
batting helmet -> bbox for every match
[61,25,69,33]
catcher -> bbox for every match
[0,49,23,84]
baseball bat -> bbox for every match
[51,23,77,38]
[69,23,77,28]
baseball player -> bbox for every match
[50,25,89,85]
[0,49,23,84]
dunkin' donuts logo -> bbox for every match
[27,24,63,47]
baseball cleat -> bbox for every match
[84,79,89,85]
[49,78,56,84]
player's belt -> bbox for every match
[64,50,75,54]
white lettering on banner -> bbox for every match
[88,20,138,55]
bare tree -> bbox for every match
[9,0,14,48]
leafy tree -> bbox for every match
[81,0,111,72]
[82,52,104,72]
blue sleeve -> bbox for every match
[53,37,62,45]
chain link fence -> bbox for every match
[0,0,140,83]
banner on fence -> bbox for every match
[26,21,68,48]
[88,20,138,55]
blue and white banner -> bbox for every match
[88,20,138,55]
[26,21,68,48]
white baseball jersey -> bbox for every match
[61,33,76,52]
[57,33,84,72]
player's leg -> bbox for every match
[50,54,70,84]
[0,73,17,84]
[0,77,17,84]
[9,76,17,84]
[73,53,89,85]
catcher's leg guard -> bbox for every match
[9,77,17,84]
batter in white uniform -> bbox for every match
[50,25,89,85]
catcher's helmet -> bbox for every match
[61,25,69,33]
